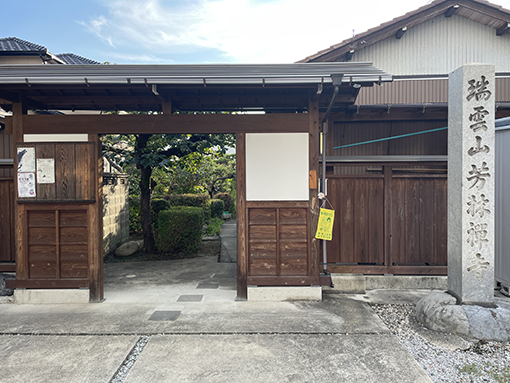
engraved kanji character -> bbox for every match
[468,136,490,156]
[467,194,490,218]
[467,76,492,102]
[466,222,488,250]
[467,253,490,281]
[467,162,490,189]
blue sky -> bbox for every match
[3,0,510,64]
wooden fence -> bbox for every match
[325,165,447,275]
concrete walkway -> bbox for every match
[0,221,433,383]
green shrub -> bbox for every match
[205,217,223,236]
[210,199,225,219]
[151,198,169,222]
[165,194,210,221]
[156,207,204,254]
[165,194,209,208]
[214,192,235,215]
[129,196,141,233]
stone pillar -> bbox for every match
[448,63,495,303]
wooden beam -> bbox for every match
[162,99,173,114]
[236,132,247,300]
[497,22,510,36]
[330,110,449,122]
[12,102,27,282]
[13,113,309,135]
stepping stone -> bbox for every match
[177,295,203,302]
[196,283,219,289]
[148,310,181,321]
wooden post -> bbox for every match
[162,99,173,114]
[308,97,321,283]
[383,166,393,269]
[88,134,104,302]
[12,101,27,281]
[236,132,247,300]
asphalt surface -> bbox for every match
[0,221,436,383]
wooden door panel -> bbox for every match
[247,204,311,283]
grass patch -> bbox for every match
[456,362,510,383]
[456,363,479,375]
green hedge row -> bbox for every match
[214,192,235,215]
[156,207,204,254]
[210,199,224,218]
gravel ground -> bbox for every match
[372,304,510,383]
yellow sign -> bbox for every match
[315,208,335,241]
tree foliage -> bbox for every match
[102,129,234,253]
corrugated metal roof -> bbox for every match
[0,62,392,86]
[56,53,101,65]
[300,0,510,63]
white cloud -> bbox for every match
[79,0,510,63]
[78,15,116,48]
[102,52,165,63]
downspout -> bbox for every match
[320,74,342,277]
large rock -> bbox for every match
[416,291,510,341]
[0,273,15,296]
[416,292,470,336]
[115,240,143,257]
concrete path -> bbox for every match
[0,220,433,383]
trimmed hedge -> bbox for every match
[214,193,235,214]
[156,207,204,254]
[165,194,211,221]
[210,199,225,219]
[165,194,210,208]
[128,196,141,233]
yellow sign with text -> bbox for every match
[315,208,335,241]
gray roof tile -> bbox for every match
[56,53,101,65]
[0,37,47,53]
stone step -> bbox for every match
[330,274,447,294]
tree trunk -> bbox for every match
[136,134,156,253]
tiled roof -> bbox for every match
[56,53,101,65]
[0,37,47,53]
[0,37,100,65]
[299,0,510,63]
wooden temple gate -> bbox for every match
[0,63,393,302]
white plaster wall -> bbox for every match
[23,134,89,142]
[246,133,308,201]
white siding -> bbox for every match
[496,126,510,286]
[353,15,510,75]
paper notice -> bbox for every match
[17,147,35,172]
[18,172,36,198]
[37,158,55,184]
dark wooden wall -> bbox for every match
[0,178,14,265]
[0,130,14,178]
[13,141,101,296]
[17,142,95,203]
[329,120,447,174]
[325,167,447,275]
